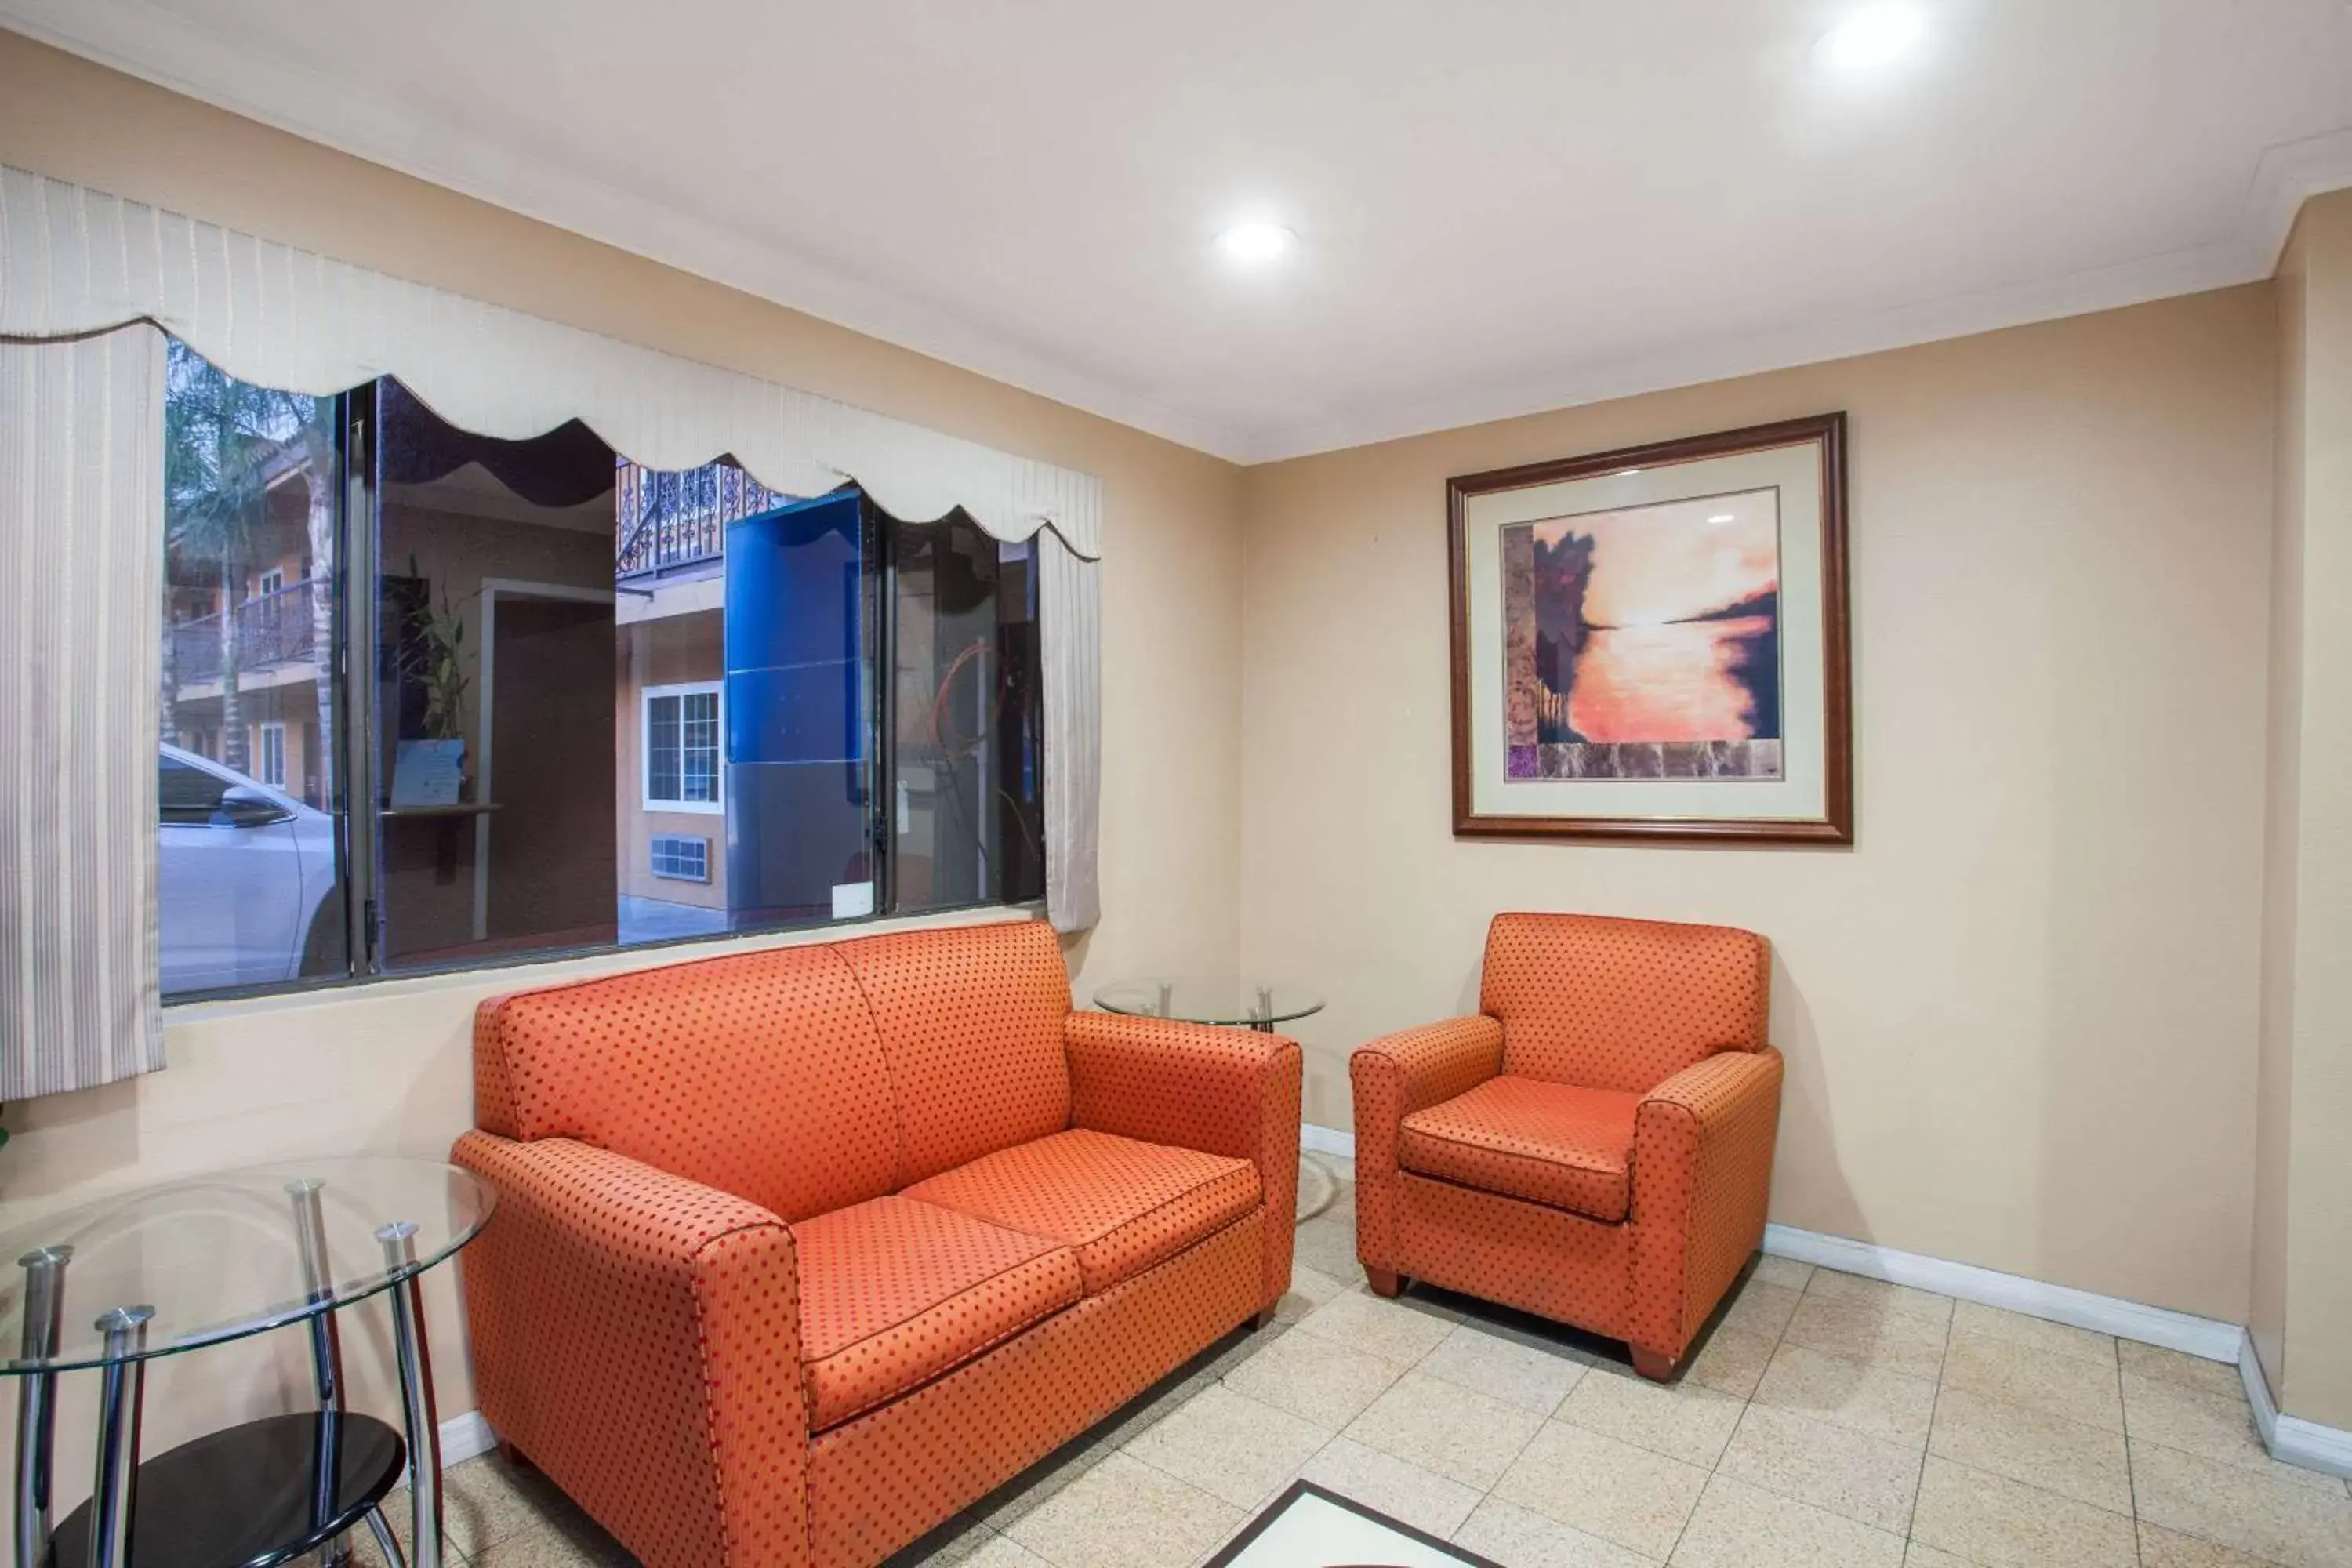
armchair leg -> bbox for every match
[1364,1268,1403,1298]
[1631,1346,1679,1382]
[1252,1308,1277,1330]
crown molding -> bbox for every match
[7,6,2350,469]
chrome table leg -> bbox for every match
[363,1506,408,1568]
[377,1222,443,1568]
[13,1246,70,1568]
[289,1179,352,1567]
[86,1305,153,1568]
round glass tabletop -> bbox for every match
[1093,977,1326,1028]
[0,1156,492,1374]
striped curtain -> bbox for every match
[0,326,168,1099]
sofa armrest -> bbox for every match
[1628,1047,1785,1361]
[1064,1011,1303,1308]
[1348,1015,1503,1276]
[452,1132,808,1568]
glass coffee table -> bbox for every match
[1093,977,1325,1033]
[1,1157,493,1568]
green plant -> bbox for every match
[401,555,471,743]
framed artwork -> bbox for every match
[1447,412,1851,843]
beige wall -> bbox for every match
[2254,189,2352,1430]
[1240,286,2278,1326]
[0,30,1246,1515]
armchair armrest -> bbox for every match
[1628,1047,1784,1361]
[1348,1015,1504,1276]
[452,1132,808,1568]
[1064,1010,1303,1307]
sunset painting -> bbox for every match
[1501,488,1783,780]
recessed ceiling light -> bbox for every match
[1216,222,1296,264]
[1817,6,1924,71]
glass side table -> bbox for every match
[1093,978,1325,1033]
[1,1157,493,1568]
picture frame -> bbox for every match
[1447,412,1851,843]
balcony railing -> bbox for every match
[169,578,321,688]
[615,459,792,579]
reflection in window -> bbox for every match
[644,685,721,810]
[158,340,347,998]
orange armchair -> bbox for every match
[1352,912,1780,1380]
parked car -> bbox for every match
[158,743,339,996]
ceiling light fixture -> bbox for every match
[1216,222,1297,264]
[1707,513,1737,524]
[1817,5,1924,71]
[1617,467,1644,477]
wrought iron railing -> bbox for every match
[614,459,791,579]
[169,578,321,687]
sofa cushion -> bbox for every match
[472,943,898,1222]
[1481,912,1769,1093]
[902,1129,1260,1294]
[838,922,1074,1186]
[795,1196,1082,1432]
[1399,1076,1642,1221]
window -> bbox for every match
[643,684,722,811]
[158,341,1044,1000]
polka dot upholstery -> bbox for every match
[456,919,1301,1568]
[1399,1076,1641,1221]
[472,943,897,1223]
[1352,912,1781,1374]
[1481,910,1770,1093]
[452,1132,805,1568]
[903,1127,1260,1294]
[807,1210,1265,1568]
[794,1196,1082,1431]
[1062,1010,1302,1305]
[837,923,1073,1186]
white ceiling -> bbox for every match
[9,1,2352,463]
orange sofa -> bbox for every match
[452,921,1301,1568]
[1351,912,1780,1380]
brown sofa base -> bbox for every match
[808,1207,1267,1568]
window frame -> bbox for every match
[256,721,288,789]
[641,680,725,815]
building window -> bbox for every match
[644,684,722,812]
[649,834,711,883]
[157,338,1045,1001]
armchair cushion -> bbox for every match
[795,1196,1082,1432]
[902,1128,1260,1294]
[1399,1076,1642,1221]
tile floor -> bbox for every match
[360,1156,2352,1568]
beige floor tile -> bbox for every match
[1668,1473,1906,1568]
[1493,1420,1709,1560]
[1004,1451,1243,1568]
[437,1455,596,1559]
[1450,1496,1664,1568]
[1909,1456,2139,1568]
[1342,1369,1548,1490]
[1940,1329,2123,1433]
[2125,1372,2347,1494]
[1299,1436,1485,1539]
[972,1437,1112,1530]
[1558,1367,1746,1468]
[1901,1544,1972,1568]
[1949,1301,2118,1367]
[1221,1321,1411,1428]
[1124,1383,1331,1510]
[2138,1519,2288,1567]
[956,1535,1055,1568]
[1291,1214,1369,1287]
[1419,1320,1592,1416]
[1780,1293,1951,1381]
[1292,1285,1461,1365]
[2132,1439,2352,1568]
[1273,1261,1348,1323]
[466,1515,635,1568]
[884,1513,1005,1567]
[1928,1385,2132,1515]
[1716,1400,1924,1534]
[1752,1341,1939,1448]
[1751,1254,1817,1292]
[1803,1269,1955,1324]
[2123,1341,2254,1403]
[1685,1325,1778,1399]
[1719,1278,1803,1340]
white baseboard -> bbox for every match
[441,1409,497,1467]
[1301,1123,1356,1158]
[1761,1222,2244,1363]
[2241,1336,2352,1481]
